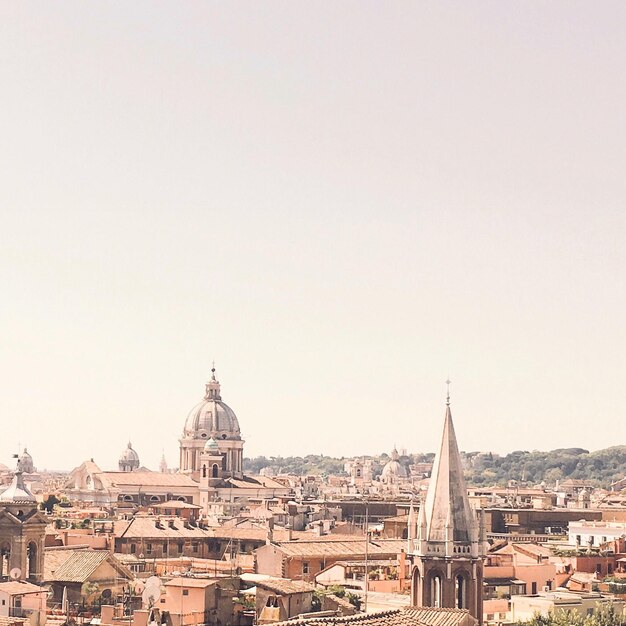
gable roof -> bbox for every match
[44,548,132,583]
[255,579,315,595]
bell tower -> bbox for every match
[0,461,47,583]
[408,384,486,623]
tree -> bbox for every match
[41,495,61,513]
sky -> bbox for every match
[1,2,625,472]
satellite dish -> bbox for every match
[10,568,21,580]
[142,576,162,608]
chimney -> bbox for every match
[266,518,274,544]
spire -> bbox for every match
[422,390,476,544]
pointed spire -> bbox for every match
[422,390,476,545]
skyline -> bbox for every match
[2,3,626,470]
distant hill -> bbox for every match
[244,446,626,488]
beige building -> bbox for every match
[63,460,199,507]
[510,590,625,622]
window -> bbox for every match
[431,575,442,608]
[531,582,537,594]
[182,590,189,596]
[302,562,309,574]
[596,564,602,575]
[130,544,136,554]
[178,542,184,554]
[192,543,199,554]
[147,543,153,554]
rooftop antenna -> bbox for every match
[445,377,452,405]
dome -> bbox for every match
[381,459,408,480]
[18,448,35,473]
[183,369,241,440]
[120,442,140,463]
[204,437,220,451]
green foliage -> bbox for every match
[517,604,624,626]
[246,445,626,487]
[41,494,61,513]
[312,586,362,612]
[244,455,347,476]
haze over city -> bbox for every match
[2,2,626,471]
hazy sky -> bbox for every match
[1,2,625,472]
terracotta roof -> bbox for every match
[255,579,315,595]
[0,617,26,626]
[44,548,132,583]
[0,581,45,595]
[225,475,289,490]
[272,607,475,626]
[165,577,220,588]
[153,501,202,509]
[271,539,405,558]
[101,472,198,487]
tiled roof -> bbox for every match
[165,577,220,588]
[0,581,45,595]
[44,548,132,583]
[272,607,474,626]
[255,579,315,595]
[0,617,26,626]
[271,539,405,558]
[225,476,289,490]
[154,501,201,509]
[101,472,198,487]
[114,517,352,543]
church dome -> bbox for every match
[381,459,408,480]
[381,447,408,481]
[120,442,139,463]
[119,442,140,471]
[18,448,35,473]
[183,369,241,440]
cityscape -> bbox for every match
[3,4,626,626]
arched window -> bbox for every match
[411,567,421,607]
[150,496,160,503]
[27,542,38,580]
[455,573,467,609]
[212,464,219,478]
[1,545,11,579]
[431,574,442,608]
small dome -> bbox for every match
[119,442,140,471]
[120,442,140,463]
[204,437,220,452]
[18,448,35,473]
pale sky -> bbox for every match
[1,2,625,472]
